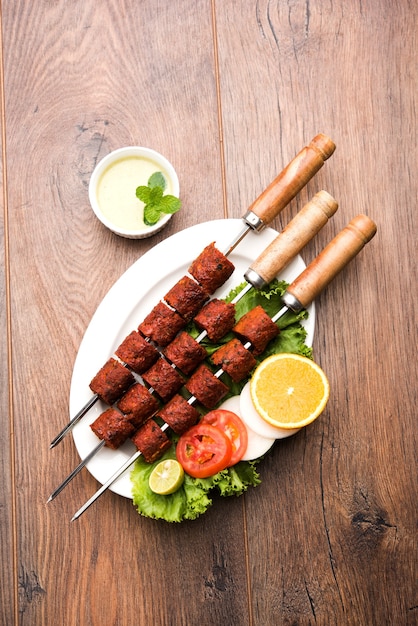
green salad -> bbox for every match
[130,279,312,522]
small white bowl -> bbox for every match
[88,146,180,239]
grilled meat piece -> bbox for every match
[142,358,184,402]
[117,383,160,428]
[188,242,234,294]
[138,301,186,347]
[233,305,279,355]
[164,276,209,322]
[90,408,135,450]
[185,364,229,409]
[211,338,257,382]
[131,419,172,463]
[115,331,159,374]
[89,358,135,405]
[163,331,207,375]
[194,298,236,341]
[156,394,200,434]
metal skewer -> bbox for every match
[50,394,99,448]
[48,192,338,501]
[48,440,105,502]
[71,424,169,521]
[50,135,335,448]
[70,215,377,521]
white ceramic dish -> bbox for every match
[70,219,315,499]
[88,146,180,239]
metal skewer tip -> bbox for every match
[71,424,171,521]
[47,440,106,502]
[70,448,143,521]
[50,394,99,448]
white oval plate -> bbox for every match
[70,219,315,499]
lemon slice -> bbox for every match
[250,353,330,429]
[149,459,185,495]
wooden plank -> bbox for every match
[216,1,418,624]
[3,1,248,624]
[0,20,16,621]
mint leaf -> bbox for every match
[148,185,164,204]
[135,171,181,226]
[143,204,162,226]
[148,171,166,191]
[136,185,152,203]
[158,195,181,214]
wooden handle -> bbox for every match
[284,215,377,309]
[247,134,336,225]
[246,190,338,287]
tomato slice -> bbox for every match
[201,409,248,466]
[176,423,232,478]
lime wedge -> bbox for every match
[149,459,184,495]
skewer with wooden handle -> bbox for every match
[48,191,338,499]
[225,133,336,254]
[70,214,376,521]
[243,189,338,291]
[204,190,338,320]
[50,136,335,449]
[52,188,336,449]
[272,214,377,321]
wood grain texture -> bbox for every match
[1,0,417,625]
[0,16,16,620]
[216,1,417,624]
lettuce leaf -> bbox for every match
[216,461,261,496]
[130,278,310,522]
[131,443,261,522]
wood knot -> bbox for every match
[351,509,394,535]
[18,566,46,610]
[349,487,397,554]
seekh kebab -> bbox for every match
[50,240,235,447]
[48,301,279,501]
[50,134,335,447]
[49,192,338,500]
[49,191,338,500]
[60,215,377,517]
[50,304,287,503]
[50,189,337,449]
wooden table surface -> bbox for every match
[1,2,416,625]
